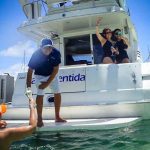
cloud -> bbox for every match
[0,63,28,80]
[0,41,36,57]
[0,40,37,79]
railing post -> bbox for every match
[92,0,95,7]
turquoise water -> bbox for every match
[10,120,150,150]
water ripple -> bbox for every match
[10,120,150,150]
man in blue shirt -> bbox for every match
[26,38,66,127]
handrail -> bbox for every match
[22,0,48,19]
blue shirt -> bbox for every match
[28,48,61,76]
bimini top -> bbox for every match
[19,0,128,20]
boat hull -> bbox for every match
[3,101,150,120]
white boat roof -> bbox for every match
[18,12,137,41]
[18,0,133,41]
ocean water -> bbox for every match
[10,120,150,150]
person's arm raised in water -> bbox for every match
[96,17,107,46]
[0,98,37,148]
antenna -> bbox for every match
[144,45,150,62]
[20,49,26,73]
[23,50,26,72]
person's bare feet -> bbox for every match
[37,122,44,127]
[55,117,67,123]
[37,117,44,127]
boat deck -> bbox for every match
[6,118,140,132]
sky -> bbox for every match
[0,0,150,78]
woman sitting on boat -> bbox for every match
[112,29,130,63]
[96,17,119,64]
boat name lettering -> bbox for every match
[59,74,85,82]
[32,78,36,84]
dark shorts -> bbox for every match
[116,50,129,63]
[103,50,129,63]
[102,53,116,63]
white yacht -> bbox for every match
[2,0,150,131]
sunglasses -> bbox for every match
[105,31,112,34]
[115,31,122,36]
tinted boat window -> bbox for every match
[64,35,92,65]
